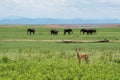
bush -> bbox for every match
[113,58,120,63]
[1,56,11,63]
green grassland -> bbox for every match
[0,25,120,80]
[0,25,120,40]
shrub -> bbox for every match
[1,56,11,63]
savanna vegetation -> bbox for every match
[0,25,120,80]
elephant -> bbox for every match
[80,29,96,35]
[64,28,73,35]
[27,28,35,35]
[80,29,88,34]
[50,30,58,35]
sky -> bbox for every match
[0,0,120,19]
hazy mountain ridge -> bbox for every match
[0,17,120,24]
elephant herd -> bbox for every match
[27,28,96,35]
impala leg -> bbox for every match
[78,58,81,64]
[85,57,89,64]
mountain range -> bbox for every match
[0,17,120,24]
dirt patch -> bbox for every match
[1,39,120,43]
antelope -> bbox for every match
[76,48,90,64]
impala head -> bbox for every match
[76,48,81,52]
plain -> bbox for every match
[0,25,120,80]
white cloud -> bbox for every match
[0,0,120,19]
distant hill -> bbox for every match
[0,18,120,24]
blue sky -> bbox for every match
[0,0,120,19]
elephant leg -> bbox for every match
[91,32,92,35]
[68,32,70,34]
[83,32,85,34]
[91,32,93,35]
[87,32,89,35]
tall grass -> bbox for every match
[0,48,120,80]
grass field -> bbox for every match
[0,25,120,80]
[0,25,120,40]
